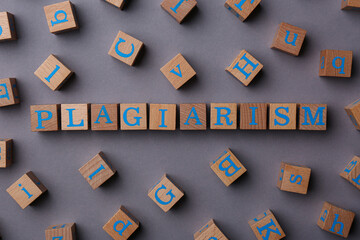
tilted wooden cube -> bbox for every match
[0,138,12,168]
[161,0,197,23]
[345,98,360,130]
[0,78,20,107]
[120,103,147,130]
[269,103,297,130]
[298,104,327,130]
[91,104,119,131]
[271,22,306,56]
[319,50,353,78]
[0,12,17,41]
[45,223,76,240]
[194,219,228,240]
[340,156,360,190]
[240,103,267,130]
[277,162,311,194]
[104,0,126,9]
[225,0,261,21]
[61,104,89,130]
[44,1,78,34]
[248,210,286,240]
[210,103,237,130]
[180,103,206,130]
[31,104,60,132]
[341,0,360,10]
[149,104,176,130]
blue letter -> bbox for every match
[274,107,289,126]
[214,107,233,126]
[159,109,167,128]
[249,107,258,125]
[184,107,202,126]
[19,184,33,199]
[256,219,282,240]
[329,214,344,236]
[113,220,132,236]
[52,237,63,240]
[53,224,66,229]
[35,110,53,129]
[352,174,360,186]
[233,53,259,79]
[332,57,345,74]
[344,160,357,174]
[0,26,2,36]
[155,184,176,205]
[123,107,141,126]
[170,64,182,77]
[44,65,60,83]
[321,56,325,69]
[0,83,10,100]
[51,10,69,26]
[94,105,113,124]
[66,109,84,127]
[290,174,302,185]
[88,164,105,180]
[170,0,188,13]
[235,0,255,11]
[218,154,241,177]
[115,38,134,58]
[320,210,328,222]
[284,31,298,46]
[302,106,325,126]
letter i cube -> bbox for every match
[248,210,285,240]
[317,202,355,238]
[45,223,76,240]
[340,156,360,190]
[210,149,246,186]
[342,0,360,10]
[149,104,176,130]
[319,50,353,77]
[194,219,228,240]
[0,12,17,41]
[30,104,60,132]
[6,171,47,209]
[44,1,78,34]
[224,0,261,21]
[271,22,306,56]
[161,0,197,23]
[0,138,12,168]
[345,98,360,130]
[277,162,311,194]
[0,78,20,107]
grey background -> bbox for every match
[0,0,359,239]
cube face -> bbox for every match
[298,104,327,131]
[317,202,355,238]
[345,98,360,130]
[108,31,144,66]
[0,139,12,168]
[225,0,261,21]
[269,103,297,130]
[103,206,139,240]
[161,0,197,23]
[240,103,267,130]
[180,103,206,130]
[91,104,119,131]
[149,104,176,130]
[61,104,89,130]
[0,12,16,41]
[44,1,78,34]
[342,0,360,10]
[120,103,147,130]
[30,104,60,132]
[271,22,306,56]
[277,162,311,195]
[45,223,76,240]
[105,0,126,9]
[210,149,246,186]
[148,174,184,212]
[319,50,353,78]
[340,156,360,190]
[194,219,228,240]
[226,50,263,86]
[210,103,237,130]
[160,53,196,90]
[0,78,20,107]
[6,171,47,209]
[34,55,73,91]
[248,210,286,240]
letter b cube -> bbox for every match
[248,210,286,240]
[277,162,311,195]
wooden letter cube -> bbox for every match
[91,104,119,131]
[180,103,206,130]
[226,50,263,86]
[104,0,126,9]
[30,104,60,132]
[345,98,360,130]
[342,0,360,10]
[108,31,144,66]
[210,103,237,130]
[103,206,140,240]
[120,103,147,130]
[0,12,16,41]
[248,210,286,240]
[269,103,296,130]
[240,103,267,130]
[298,104,327,130]
[194,219,228,240]
[148,174,184,212]
[45,223,76,240]
[61,104,89,130]
[6,171,47,209]
[34,55,73,91]
[277,162,311,195]
[161,0,197,23]
[340,156,360,190]
[160,53,196,90]
[319,50,353,78]
[224,0,261,21]
[317,202,355,238]
[149,104,176,130]
[0,138,12,168]
[44,1,78,34]
[0,78,20,107]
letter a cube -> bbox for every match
[161,0,197,23]
[45,223,76,240]
[225,0,261,21]
[271,22,306,56]
[148,174,184,212]
[298,104,327,130]
[0,138,12,168]
[180,103,207,130]
[91,104,119,131]
[0,12,17,41]
[345,98,360,130]
[340,156,360,190]
[194,219,228,240]
[277,162,311,194]
[319,50,353,78]
[44,1,79,34]
[210,149,246,186]
[317,202,355,238]
[0,78,20,107]
[248,210,286,240]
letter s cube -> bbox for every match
[277,162,311,195]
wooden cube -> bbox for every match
[6,171,47,209]
[0,12,16,41]
[317,202,355,238]
[103,206,140,240]
[342,0,360,10]
[345,98,360,130]
[45,223,76,240]
[148,174,184,212]
[0,78,20,107]
[91,104,119,131]
[30,104,60,132]
[210,103,237,130]
[248,210,286,240]
[226,50,263,86]
[104,0,126,9]
[61,104,89,130]
[319,50,353,78]
[224,0,261,21]
[210,149,246,186]
[161,0,197,23]
[149,104,176,130]
[194,219,228,240]
[120,103,147,130]
[269,103,297,130]
[180,103,206,130]
[108,31,144,66]
[271,22,307,56]
[160,53,196,90]
[340,156,360,190]
[240,103,267,130]
[277,162,311,195]
[44,1,78,34]
[0,138,12,168]
[34,55,73,91]
[298,104,327,130]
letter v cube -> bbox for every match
[248,210,285,240]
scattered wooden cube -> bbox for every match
[340,156,360,190]
[91,104,119,131]
[248,210,286,240]
[210,103,237,130]
[269,103,297,130]
[319,50,353,78]
[0,78,20,107]
[0,138,12,168]
[0,12,16,41]
[61,104,89,130]
[103,206,140,240]
[194,219,228,240]
[44,1,78,34]
[240,103,267,130]
[108,31,144,66]
[345,98,360,130]
[148,174,184,212]
[342,0,360,10]
[104,0,126,9]
[30,104,60,132]
[120,103,147,130]
[298,104,327,130]
[180,103,206,130]
[271,22,307,56]
[317,202,355,238]
[226,50,263,86]
[45,223,76,240]
[161,0,197,23]
[149,104,176,130]
[224,0,261,21]
[6,171,47,209]
[34,55,73,91]
[79,152,116,190]
[160,54,196,90]
[277,162,311,195]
